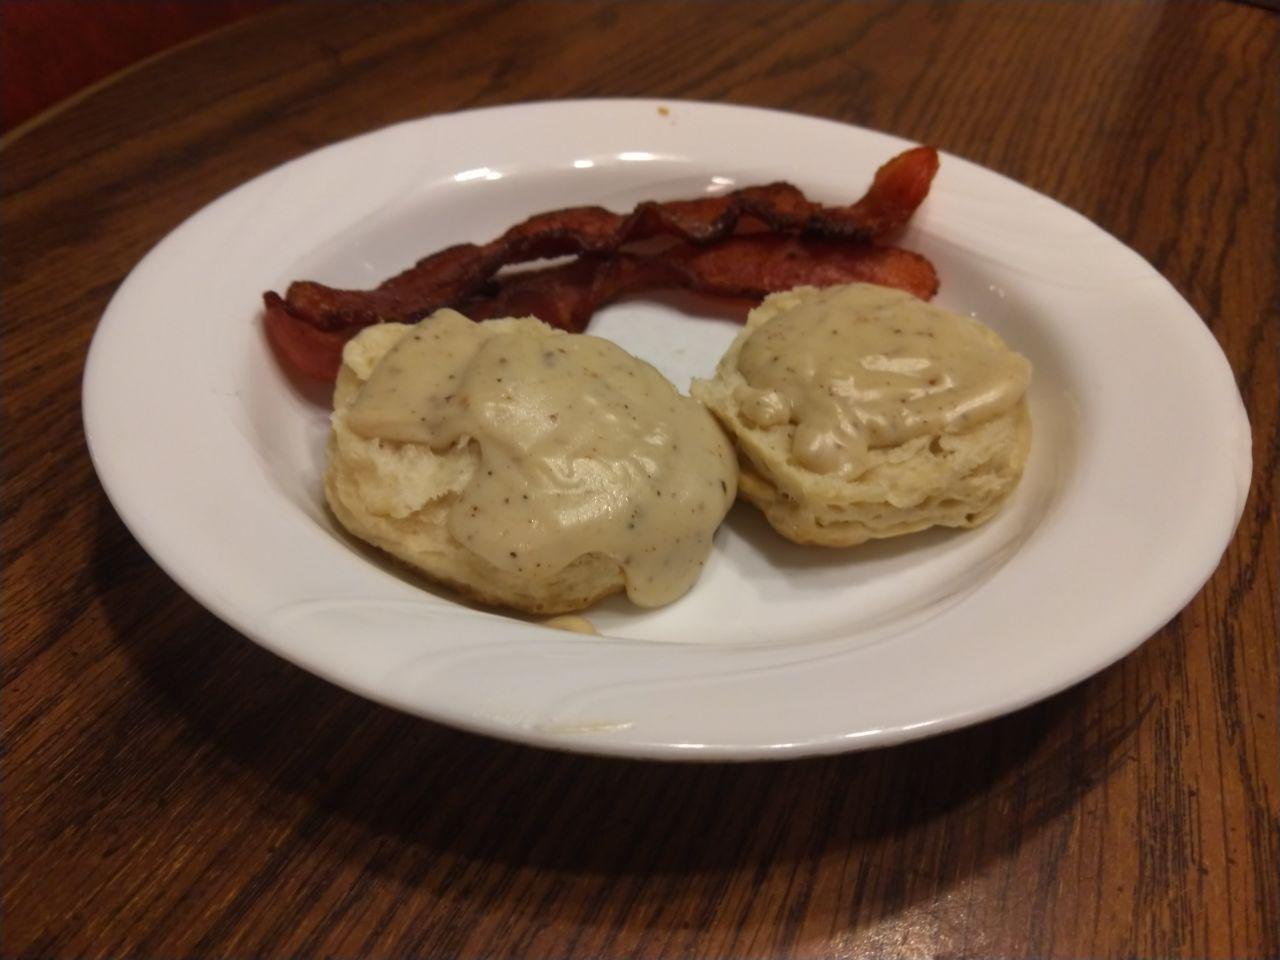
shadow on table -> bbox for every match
[91,494,1148,945]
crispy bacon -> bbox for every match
[265,237,938,381]
[262,145,941,381]
[264,146,938,333]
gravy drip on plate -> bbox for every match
[542,615,600,635]
[734,284,1031,476]
[347,310,735,607]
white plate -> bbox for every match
[83,100,1251,760]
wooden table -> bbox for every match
[3,3,1276,957]
[0,0,275,131]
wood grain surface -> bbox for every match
[2,2,1277,957]
[0,0,276,132]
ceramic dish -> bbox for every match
[83,100,1251,759]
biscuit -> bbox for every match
[692,285,1032,546]
[326,314,735,613]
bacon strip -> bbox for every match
[264,146,939,333]
[264,237,938,381]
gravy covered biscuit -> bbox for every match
[326,309,737,613]
[692,284,1031,546]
